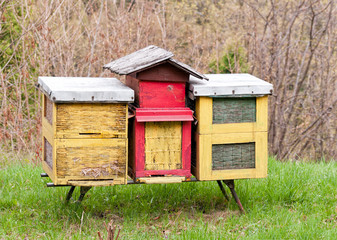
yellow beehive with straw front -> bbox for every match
[38,77,134,186]
[188,74,273,181]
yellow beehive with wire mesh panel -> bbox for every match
[188,74,273,181]
[38,76,134,186]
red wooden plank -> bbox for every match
[139,81,186,108]
[135,108,193,122]
[136,62,189,82]
[136,169,192,178]
[134,120,145,172]
[182,121,192,172]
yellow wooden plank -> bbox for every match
[144,121,182,170]
[212,122,256,134]
[209,168,258,180]
[256,96,268,132]
[42,96,46,173]
[55,103,127,139]
[67,180,122,186]
[42,161,56,183]
[211,132,255,145]
[255,131,268,178]
[42,125,54,146]
[42,117,54,137]
[195,134,212,180]
[124,105,129,184]
[55,139,127,182]
[196,97,213,134]
[138,176,185,184]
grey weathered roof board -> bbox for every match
[38,77,134,103]
[189,74,273,97]
[103,45,208,80]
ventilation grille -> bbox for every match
[213,98,256,124]
[212,142,255,170]
[44,138,53,169]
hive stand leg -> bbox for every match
[216,180,230,201]
[223,180,245,214]
[77,187,92,202]
[66,186,76,202]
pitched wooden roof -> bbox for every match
[103,45,208,80]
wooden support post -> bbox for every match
[78,187,92,202]
[216,180,230,201]
[66,186,76,202]
[223,180,245,214]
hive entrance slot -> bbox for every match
[79,133,101,136]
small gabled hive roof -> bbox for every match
[103,45,208,80]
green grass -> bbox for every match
[1,157,337,239]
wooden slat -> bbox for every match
[194,132,268,181]
[144,121,182,170]
[196,97,213,134]
[68,180,122,186]
[55,139,127,181]
[56,103,127,139]
[256,96,268,132]
[138,176,185,184]
[104,45,173,75]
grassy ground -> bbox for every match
[1,157,337,239]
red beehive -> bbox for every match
[104,46,207,183]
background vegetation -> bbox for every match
[0,0,336,160]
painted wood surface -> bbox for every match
[196,96,268,134]
[41,98,129,186]
[192,132,268,181]
[55,139,127,182]
[131,113,192,179]
[136,63,189,82]
[56,103,127,139]
[145,121,182,170]
[192,95,269,181]
[137,176,185,184]
[138,81,186,108]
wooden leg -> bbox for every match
[223,180,245,214]
[77,187,92,202]
[66,186,76,202]
[216,180,230,201]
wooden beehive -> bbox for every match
[38,77,134,186]
[104,45,207,183]
[188,74,273,181]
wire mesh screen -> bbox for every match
[212,142,255,170]
[44,138,53,169]
[213,98,256,124]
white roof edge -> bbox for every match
[38,76,134,103]
[189,74,273,97]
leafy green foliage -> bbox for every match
[209,45,249,74]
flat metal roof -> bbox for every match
[189,74,273,97]
[38,77,134,103]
